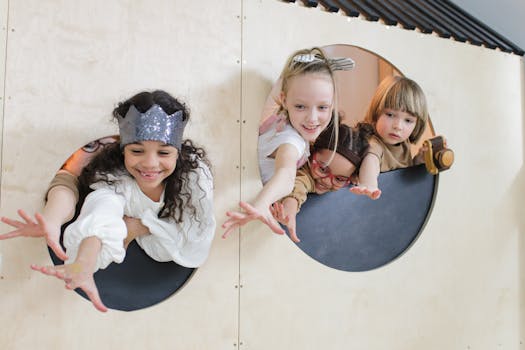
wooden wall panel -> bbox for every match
[239,1,524,349]
[0,1,241,349]
[0,0,523,349]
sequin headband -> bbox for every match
[292,53,356,71]
[117,104,187,150]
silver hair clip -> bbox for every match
[118,104,187,150]
[292,54,355,71]
[293,53,318,63]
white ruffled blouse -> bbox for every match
[63,162,215,270]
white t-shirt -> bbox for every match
[258,116,309,184]
[63,162,215,270]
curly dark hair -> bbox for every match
[77,90,211,223]
[313,121,374,169]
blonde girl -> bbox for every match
[350,75,429,199]
[222,47,353,237]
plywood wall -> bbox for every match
[1,0,524,349]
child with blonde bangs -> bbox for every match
[350,75,429,199]
[222,47,354,238]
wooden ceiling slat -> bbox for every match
[384,0,433,34]
[437,0,520,53]
[371,0,416,30]
[318,0,340,13]
[362,0,407,26]
[332,0,362,18]
[410,0,472,43]
[346,0,381,22]
[279,0,524,55]
[299,0,319,7]
[402,0,453,39]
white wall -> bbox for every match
[1,0,524,349]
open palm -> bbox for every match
[0,209,67,260]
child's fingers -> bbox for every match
[222,218,240,238]
[0,229,23,240]
[370,189,381,200]
[349,186,364,195]
[84,287,108,313]
[289,226,300,243]
[276,203,287,222]
[31,264,66,280]
[225,211,247,220]
[48,241,68,261]
[17,209,36,225]
[265,217,285,235]
[238,201,258,215]
[270,203,284,222]
[34,213,48,229]
[0,217,25,229]
[221,225,238,239]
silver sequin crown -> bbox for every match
[117,104,187,150]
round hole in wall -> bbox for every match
[47,136,195,311]
[259,44,438,272]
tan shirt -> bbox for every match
[282,163,315,211]
[367,135,413,172]
[45,170,79,202]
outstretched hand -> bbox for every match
[349,185,381,200]
[0,209,68,261]
[270,202,299,243]
[31,262,108,312]
[222,201,285,239]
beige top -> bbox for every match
[367,135,413,172]
[46,170,79,202]
[282,163,315,212]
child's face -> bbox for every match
[282,73,334,143]
[310,149,356,194]
[375,108,417,145]
[124,140,178,199]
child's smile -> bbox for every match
[124,141,178,201]
[282,73,334,143]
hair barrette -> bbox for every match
[292,54,355,71]
[327,57,356,71]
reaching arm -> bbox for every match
[222,143,299,237]
[31,236,108,312]
[253,143,299,210]
[349,153,382,200]
[0,182,78,260]
[271,197,300,243]
[63,187,127,270]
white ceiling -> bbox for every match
[450,0,525,52]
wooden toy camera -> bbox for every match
[423,136,454,174]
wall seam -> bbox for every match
[237,0,244,348]
[0,0,10,208]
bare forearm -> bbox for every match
[282,197,299,217]
[75,236,102,272]
[42,186,77,225]
[358,154,381,189]
[254,167,296,210]
[123,216,150,248]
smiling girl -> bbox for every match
[272,122,373,242]
[222,48,354,238]
[1,91,215,311]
